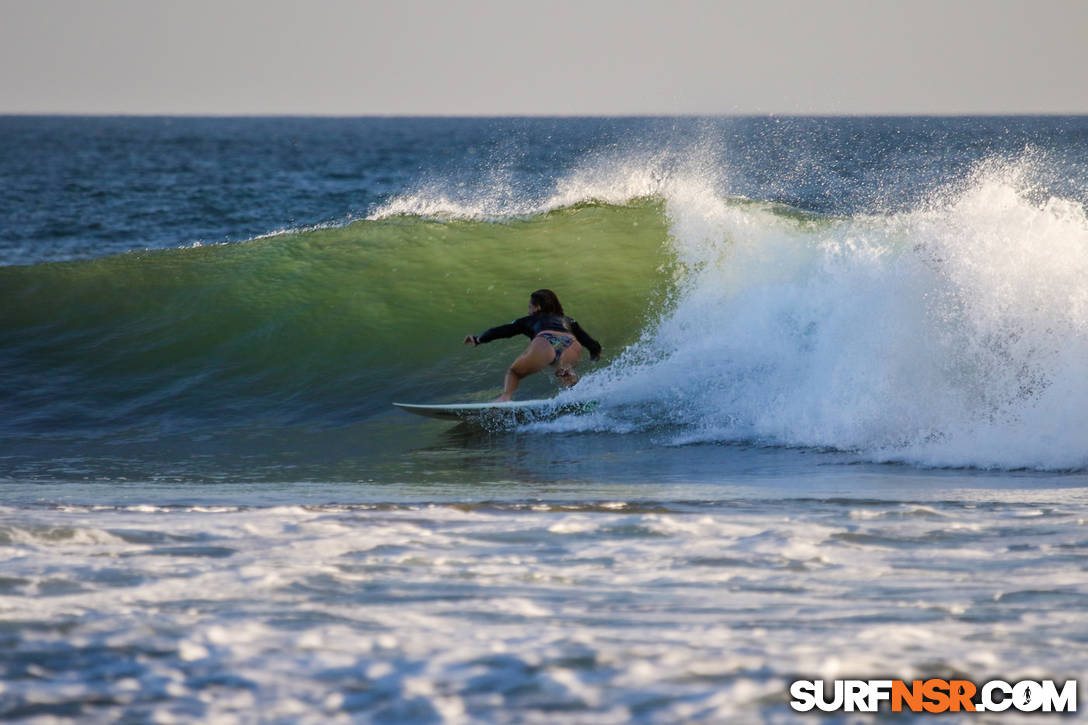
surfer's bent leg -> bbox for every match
[495,338,555,401]
[555,341,583,388]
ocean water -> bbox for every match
[2,116,1087,723]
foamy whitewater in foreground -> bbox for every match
[3,479,1088,724]
[2,117,1088,722]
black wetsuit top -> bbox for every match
[477,314,602,360]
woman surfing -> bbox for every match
[464,289,602,402]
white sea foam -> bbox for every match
[541,156,1088,471]
[2,499,1086,722]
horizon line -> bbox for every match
[3,111,1088,119]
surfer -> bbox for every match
[464,289,602,401]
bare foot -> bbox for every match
[492,394,513,402]
[555,368,579,387]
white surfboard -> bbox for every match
[393,398,597,423]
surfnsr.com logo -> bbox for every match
[789,679,1077,713]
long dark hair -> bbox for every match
[530,289,564,316]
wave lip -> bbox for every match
[368,145,732,223]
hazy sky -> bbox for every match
[2,0,1086,115]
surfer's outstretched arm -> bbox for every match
[473,317,532,345]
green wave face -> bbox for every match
[0,201,674,436]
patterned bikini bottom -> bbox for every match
[537,332,574,365]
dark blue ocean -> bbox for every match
[2,116,1087,723]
